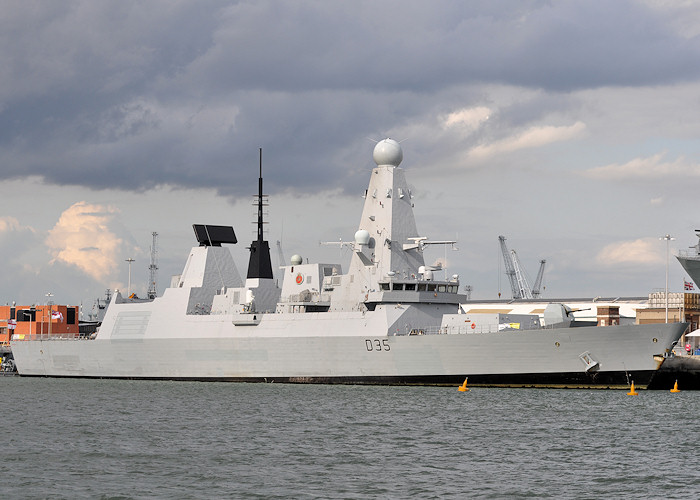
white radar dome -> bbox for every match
[290,254,303,265]
[354,229,370,245]
[373,138,403,167]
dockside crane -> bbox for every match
[276,240,286,268]
[147,231,159,299]
[510,248,534,300]
[498,236,546,300]
[532,259,546,298]
[498,236,521,299]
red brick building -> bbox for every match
[0,304,80,343]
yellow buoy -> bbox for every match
[670,380,681,393]
[627,381,638,396]
[458,377,469,392]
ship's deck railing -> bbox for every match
[401,324,519,336]
[11,333,93,341]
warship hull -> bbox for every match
[11,318,684,389]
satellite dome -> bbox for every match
[290,254,303,265]
[354,229,370,245]
[373,138,403,167]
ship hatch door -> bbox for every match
[579,351,599,372]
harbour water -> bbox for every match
[2,378,700,499]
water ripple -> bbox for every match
[2,379,700,498]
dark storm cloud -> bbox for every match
[0,0,698,197]
[184,1,700,93]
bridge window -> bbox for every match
[392,283,403,291]
[405,283,416,291]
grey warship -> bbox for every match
[11,139,687,388]
[677,230,700,289]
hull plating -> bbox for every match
[11,322,684,389]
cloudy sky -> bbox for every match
[2,0,700,313]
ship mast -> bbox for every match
[246,148,274,279]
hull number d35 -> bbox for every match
[366,339,390,351]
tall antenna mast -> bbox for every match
[148,231,159,299]
[257,149,264,242]
[246,148,274,279]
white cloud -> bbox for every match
[0,216,22,233]
[442,106,491,130]
[641,0,700,39]
[45,202,124,281]
[468,121,586,160]
[583,152,700,180]
[596,238,664,267]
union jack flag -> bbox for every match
[684,279,695,291]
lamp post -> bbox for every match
[126,258,135,297]
[660,234,675,323]
[21,309,34,338]
[46,292,53,339]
